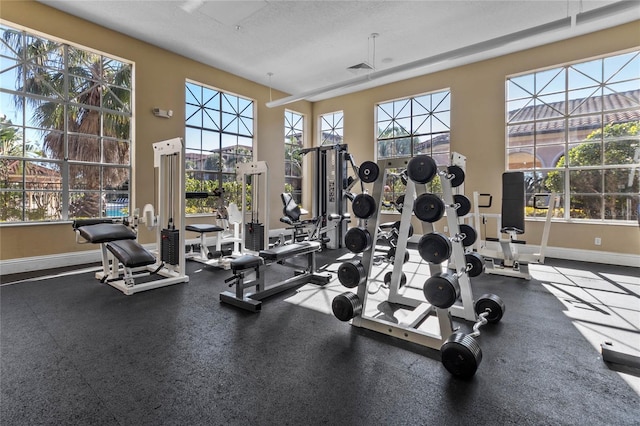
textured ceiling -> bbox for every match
[36,1,640,104]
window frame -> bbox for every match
[184,79,255,215]
[375,89,451,207]
[284,109,304,204]
[506,49,640,223]
[0,22,133,224]
[319,110,344,146]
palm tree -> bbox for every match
[2,27,131,218]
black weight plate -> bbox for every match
[441,332,483,378]
[344,227,372,253]
[423,272,460,309]
[465,252,485,277]
[417,232,452,264]
[474,293,505,323]
[404,250,410,264]
[407,155,437,184]
[359,161,380,183]
[392,220,414,238]
[352,193,377,219]
[414,193,445,223]
[337,260,366,288]
[332,292,362,322]
[447,165,465,188]
[458,224,477,247]
[384,271,407,287]
[453,194,471,217]
[395,195,405,213]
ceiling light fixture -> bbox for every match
[347,33,379,74]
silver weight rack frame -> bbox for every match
[348,156,480,350]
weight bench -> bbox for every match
[73,221,160,290]
[220,241,331,312]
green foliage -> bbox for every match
[545,121,639,220]
[2,26,131,221]
[185,177,251,214]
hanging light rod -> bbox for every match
[266,0,639,109]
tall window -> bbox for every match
[284,110,303,204]
[376,90,451,205]
[0,24,132,223]
[185,81,254,214]
[319,111,343,146]
[507,50,639,222]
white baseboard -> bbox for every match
[542,246,639,267]
[1,240,637,276]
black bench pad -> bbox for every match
[106,239,156,268]
[259,241,321,261]
[78,223,136,243]
[230,254,264,273]
[72,219,115,229]
[186,224,224,233]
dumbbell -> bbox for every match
[413,193,471,222]
[332,291,363,322]
[352,193,377,219]
[440,293,505,378]
[421,254,484,309]
[358,161,380,183]
[422,254,486,309]
[406,155,466,188]
[344,227,372,253]
[417,227,478,264]
[337,259,366,288]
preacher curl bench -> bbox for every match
[73,220,162,293]
[220,240,331,312]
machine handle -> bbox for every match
[478,193,492,208]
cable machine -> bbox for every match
[299,144,352,249]
[149,137,189,288]
[237,161,269,252]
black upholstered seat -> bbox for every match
[186,224,225,233]
[106,239,156,268]
[77,223,137,243]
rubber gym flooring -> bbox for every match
[1,248,639,425]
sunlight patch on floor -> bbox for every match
[532,264,640,394]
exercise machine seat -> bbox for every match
[230,254,264,273]
[186,224,224,233]
[259,241,321,261]
[72,219,116,229]
[105,239,156,268]
[501,171,525,235]
[77,223,137,243]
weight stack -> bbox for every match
[161,228,180,265]
[245,222,265,251]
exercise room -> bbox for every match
[1,0,639,424]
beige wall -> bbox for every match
[312,21,640,256]
[0,0,311,259]
[0,0,638,261]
